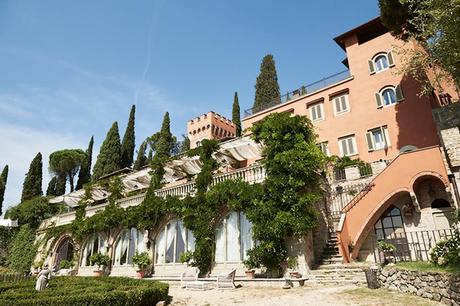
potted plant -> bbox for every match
[179,251,193,266]
[377,240,396,265]
[242,258,258,279]
[89,252,110,277]
[287,257,301,278]
[132,251,151,278]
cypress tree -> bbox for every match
[232,92,242,137]
[253,54,281,113]
[120,105,136,169]
[46,177,58,196]
[92,122,122,180]
[0,165,8,216]
[21,153,43,202]
[147,149,153,163]
[156,112,174,157]
[133,141,148,171]
[55,175,66,196]
[76,136,94,190]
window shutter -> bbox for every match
[366,132,374,151]
[387,51,395,67]
[375,93,383,108]
[341,96,348,112]
[368,60,376,74]
[347,138,354,155]
[335,98,341,114]
[311,106,316,120]
[382,126,390,147]
[395,85,404,101]
[317,105,322,120]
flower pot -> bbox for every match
[289,271,302,279]
[136,270,145,279]
[245,270,255,279]
[93,270,103,277]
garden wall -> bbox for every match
[378,267,460,305]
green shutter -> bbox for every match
[396,85,404,101]
[366,132,374,151]
[387,51,395,67]
[375,93,383,108]
[381,126,389,147]
[368,60,376,74]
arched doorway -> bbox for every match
[54,237,74,268]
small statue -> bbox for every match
[35,264,51,291]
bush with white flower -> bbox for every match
[430,230,460,267]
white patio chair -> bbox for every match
[216,268,237,289]
[180,267,200,288]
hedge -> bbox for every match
[0,276,169,306]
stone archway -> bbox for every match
[53,236,74,268]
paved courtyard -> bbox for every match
[169,284,441,306]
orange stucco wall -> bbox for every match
[242,31,458,164]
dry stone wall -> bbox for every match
[378,267,460,305]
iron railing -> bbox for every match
[329,182,370,218]
[244,70,352,117]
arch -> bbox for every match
[399,145,418,153]
[351,188,411,258]
[379,86,397,106]
[80,233,108,267]
[373,53,389,72]
[215,211,254,263]
[52,235,74,268]
[155,219,195,264]
[410,171,449,189]
[112,228,145,266]
[411,173,450,210]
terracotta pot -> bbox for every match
[136,270,145,279]
[245,270,255,279]
[93,270,103,277]
[289,271,302,279]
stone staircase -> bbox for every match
[307,233,368,285]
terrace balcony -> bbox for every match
[244,70,352,118]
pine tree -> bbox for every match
[120,105,136,169]
[0,165,8,216]
[253,54,281,113]
[46,177,57,196]
[232,92,242,137]
[21,153,43,202]
[133,141,148,171]
[55,175,66,196]
[76,136,94,190]
[49,149,86,192]
[92,122,122,180]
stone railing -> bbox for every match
[39,164,266,230]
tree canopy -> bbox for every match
[21,153,43,202]
[120,105,136,169]
[49,149,86,192]
[92,122,122,180]
[5,196,62,229]
[76,136,94,190]
[232,92,242,137]
[133,140,148,171]
[253,54,281,113]
[0,165,8,216]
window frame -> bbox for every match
[308,102,325,122]
[373,54,389,73]
[332,94,350,116]
[155,220,195,265]
[318,141,330,156]
[113,228,145,267]
[338,135,357,157]
[366,126,391,152]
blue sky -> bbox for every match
[0,0,379,214]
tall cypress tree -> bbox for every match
[76,136,94,190]
[92,122,122,180]
[156,112,174,157]
[133,141,148,171]
[21,153,43,202]
[253,54,281,112]
[232,92,242,137]
[120,105,136,169]
[0,165,8,215]
[46,177,58,196]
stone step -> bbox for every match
[305,279,367,285]
[310,268,365,275]
[315,264,370,270]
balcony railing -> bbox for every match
[244,70,352,117]
[39,164,266,229]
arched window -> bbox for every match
[215,212,254,263]
[381,87,397,106]
[155,220,195,264]
[113,228,145,266]
[374,206,404,240]
[80,233,107,267]
[374,54,389,72]
[55,237,74,268]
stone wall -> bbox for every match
[379,267,460,305]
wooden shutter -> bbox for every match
[335,98,341,114]
[368,60,376,74]
[375,93,383,108]
[347,138,354,155]
[366,132,374,151]
[395,85,404,101]
[382,126,390,147]
[387,51,395,67]
[341,95,348,112]
[317,104,322,120]
[310,106,317,121]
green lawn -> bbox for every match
[395,261,460,275]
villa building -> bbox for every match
[35,17,459,278]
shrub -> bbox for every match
[0,277,169,306]
[59,260,74,269]
[132,252,151,270]
[430,230,460,267]
[377,240,396,252]
[8,225,37,273]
